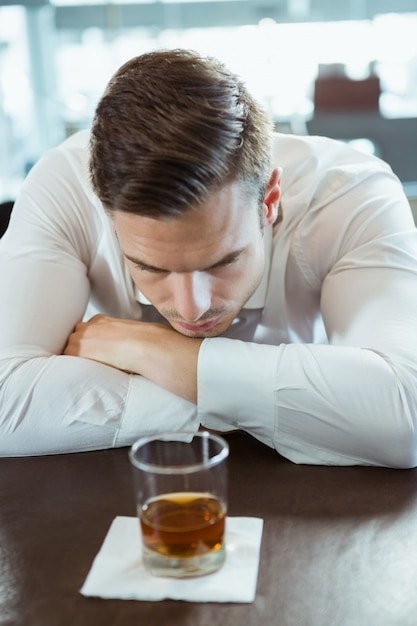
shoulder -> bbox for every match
[22,129,101,216]
[24,129,92,193]
[271,133,413,281]
[49,129,91,181]
[272,132,394,189]
[10,129,107,263]
[56,128,91,154]
[272,132,404,215]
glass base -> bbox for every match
[142,544,226,578]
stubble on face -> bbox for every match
[161,304,238,338]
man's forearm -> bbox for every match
[0,352,199,456]
[64,315,202,403]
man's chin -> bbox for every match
[169,319,231,339]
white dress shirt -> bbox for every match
[1,130,417,466]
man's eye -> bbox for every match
[135,264,167,274]
[212,255,240,270]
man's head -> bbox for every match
[90,49,281,337]
[89,48,273,218]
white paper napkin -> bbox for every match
[80,515,263,603]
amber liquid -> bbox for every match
[140,492,226,559]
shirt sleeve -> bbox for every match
[0,142,198,456]
[198,153,417,468]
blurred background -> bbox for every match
[0,0,416,214]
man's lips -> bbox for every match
[176,317,221,332]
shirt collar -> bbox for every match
[135,225,272,310]
[241,224,272,309]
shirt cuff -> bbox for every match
[115,374,200,448]
[197,337,278,447]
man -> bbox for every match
[1,49,417,466]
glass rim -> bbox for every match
[128,430,229,475]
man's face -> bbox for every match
[113,175,280,338]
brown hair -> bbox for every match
[90,48,273,217]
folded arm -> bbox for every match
[196,232,417,467]
[0,145,198,457]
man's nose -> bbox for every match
[172,272,211,322]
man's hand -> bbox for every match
[63,314,202,403]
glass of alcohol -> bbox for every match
[129,431,229,578]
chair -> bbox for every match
[0,200,14,237]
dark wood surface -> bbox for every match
[1,431,417,626]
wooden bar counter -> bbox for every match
[1,432,417,626]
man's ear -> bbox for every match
[263,167,282,227]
